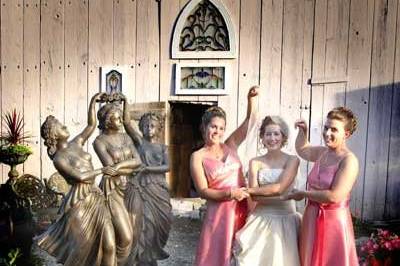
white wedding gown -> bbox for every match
[233,168,301,266]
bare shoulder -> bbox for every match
[191,147,206,162]
[249,155,265,165]
[342,152,359,167]
[287,154,300,164]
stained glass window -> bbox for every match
[180,0,229,52]
[181,66,224,90]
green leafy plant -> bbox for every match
[0,109,32,156]
[0,248,22,266]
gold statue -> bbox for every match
[37,93,119,266]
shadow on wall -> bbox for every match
[326,82,400,221]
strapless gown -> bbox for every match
[194,148,248,266]
[300,154,358,266]
[233,168,301,266]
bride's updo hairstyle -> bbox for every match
[259,116,289,147]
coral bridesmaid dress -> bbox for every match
[194,148,248,266]
[300,153,358,266]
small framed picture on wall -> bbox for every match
[175,62,231,95]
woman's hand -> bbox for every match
[294,119,308,133]
[282,188,306,201]
[102,166,118,176]
[248,85,259,99]
[92,92,108,103]
[231,187,250,201]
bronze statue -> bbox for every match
[37,93,119,266]
[121,95,172,266]
[93,99,143,265]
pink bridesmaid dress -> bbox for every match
[194,148,248,266]
[300,153,358,266]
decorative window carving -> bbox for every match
[175,62,231,95]
[172,0,237,59]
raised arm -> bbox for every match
[73,92,105,146]
[190,150,248,201]
[225,86,259,150]
[120,94,142,146]
[294,119,325,162]
[249,156,300,197]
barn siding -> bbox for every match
[0,0,398,221]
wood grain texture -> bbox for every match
[1,0,24,181]
[346,0,374,218]
[114,0,136,103]
[136,0,159,102]
[23,0,41,178]
[363,0,397,220]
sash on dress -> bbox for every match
[309,200,350,266]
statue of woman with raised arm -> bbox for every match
[37,93,118,266]
[93,99,143,265]
[120,94,172,266]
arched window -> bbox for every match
[171,0,237,59]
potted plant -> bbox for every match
[0,109,32,181]
[358,229,400,266]
[0,109,37,265]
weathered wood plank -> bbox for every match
[346,0,374,218]
[281,0,307,153]
[160,0,183,102]
[363,0,397,221]
[384,0,400,220]
[23,0,41,178]
[0,0,23,181]
[40,0,65,179]
[113,0,136,103]
[298,0,315,195]
[218,0,240,137]
[136,0,159,102]
[159,0,179,102]
[259,0,283,117]
[309,0,327,146]
[88,0,113,170]
[64,0,88,142]
[236,0,261,163]
[237,0,261,122]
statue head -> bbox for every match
[97,103,123,131]
[41,115,69,159]
[139,112,163,141]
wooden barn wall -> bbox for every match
[0,0,398,221]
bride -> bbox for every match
[233,115,301,266]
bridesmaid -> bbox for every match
[286,107,359,266]
[190,86,258,266]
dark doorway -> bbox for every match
[168,101,215,198]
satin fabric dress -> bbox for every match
[300,154,358,266]
[194,148,248,266]
[233,168,301,266]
